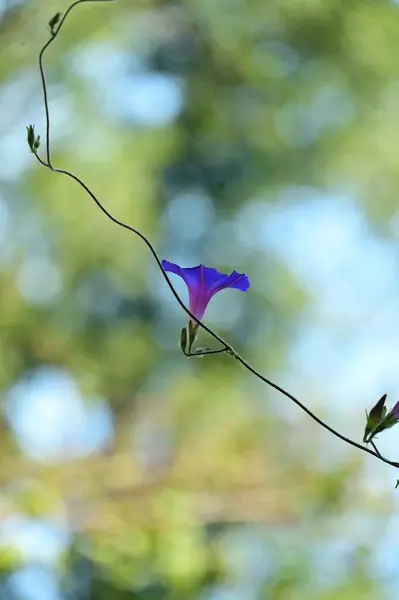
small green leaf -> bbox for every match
[395,480,399,490]
[48,12,62,35]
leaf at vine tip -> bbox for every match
[48,12,62,35]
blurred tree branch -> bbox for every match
[1,451,299,527]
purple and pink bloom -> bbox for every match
[162,260,250,321]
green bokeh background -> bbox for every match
[1,0,399,598]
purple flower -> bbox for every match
[391,400,399,420]
[162,260,250,321]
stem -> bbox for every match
[184,348,228,358]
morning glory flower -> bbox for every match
[162,260,250,322]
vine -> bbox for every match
[26,0,399,481]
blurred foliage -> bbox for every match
[1,0,399,598]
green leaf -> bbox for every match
[48,12,62,36]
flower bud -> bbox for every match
[179,327,187,354]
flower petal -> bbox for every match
[209,270,250,295]
[162,260,204,290]
[162,260,250,321]
[162,261,208,318]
